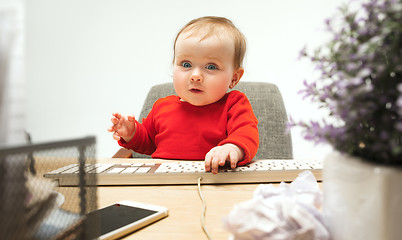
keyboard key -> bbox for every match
[121,167,139,174]
[167,168,183,173]
[284,164,298,170]
[135,167,151,174]
[47,164,77,174]
[107,168,125,174]
[92,164,114,173]
[154,166,169,173]
[62,166,80,174]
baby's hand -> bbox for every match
[204,144,244,174]
[107,112,136,143]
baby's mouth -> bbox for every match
[190,88,203,93]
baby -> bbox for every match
[108,16,259,174]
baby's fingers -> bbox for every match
[210,157,220,174]
[205,150,219,173]
[112,131,121,141]
[229,151,239,169]
[111,117,118,125]
[205,152,212,172]
[127,114,136,122]
[112,112,122,119]
[107,126,115,132]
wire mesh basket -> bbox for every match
[0,136,98,240]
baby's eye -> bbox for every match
[206,64,217,70]
[181,62,192,68]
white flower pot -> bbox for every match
[323,151,402,240]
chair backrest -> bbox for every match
[132,82,293,159]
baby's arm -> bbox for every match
[204,91,259,174]
[204,143,244,174]
[107,112,137,143]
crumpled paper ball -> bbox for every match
[223,171,330,240]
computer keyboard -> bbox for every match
[43,159,323,186]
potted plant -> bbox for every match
[289,0,402,239]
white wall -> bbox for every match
[25,0,345,159]
[0,0,25,145]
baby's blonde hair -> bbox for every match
[173,16,246,68]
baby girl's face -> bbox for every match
[173,30,242,106]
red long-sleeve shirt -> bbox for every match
[119,90,259,166]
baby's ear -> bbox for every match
[229,67,244,89]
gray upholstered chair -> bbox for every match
[113,82,293,159]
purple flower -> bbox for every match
[298,46,307,60]
[397,83,402,93]
[396,122,402,132]
[291,0,402,165]
[396,96,402,106]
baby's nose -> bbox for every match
[191,74,202,82]
[190,69,203,82]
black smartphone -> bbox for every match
[86,200,168,240]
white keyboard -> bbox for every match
[44,159,323,186]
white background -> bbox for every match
[24,0,347,159]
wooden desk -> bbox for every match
[95,158,271,240]
[42,158,320,239]
[98,183,261,239]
